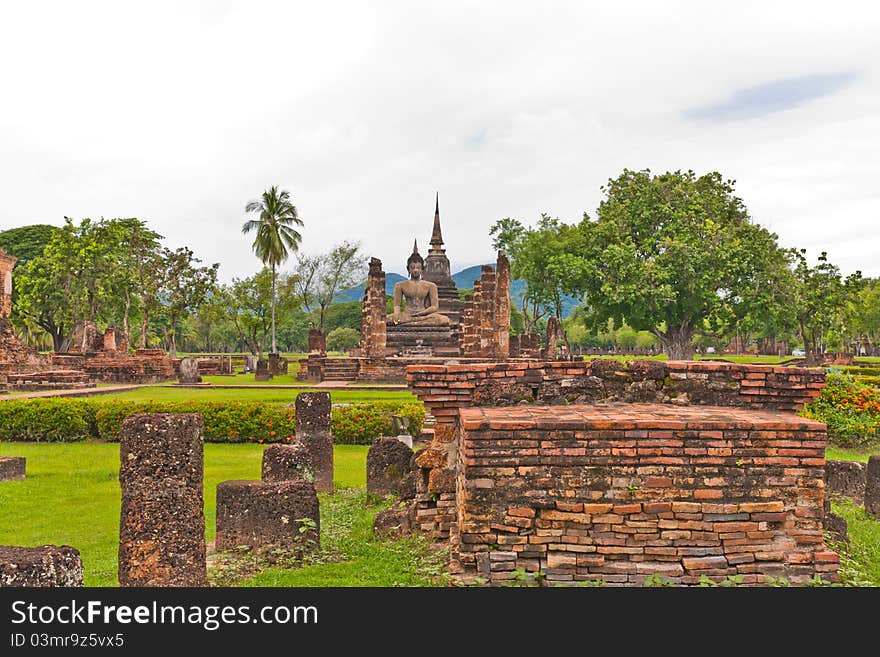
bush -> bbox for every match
[0,398,424,445]
[853,375,880,389]
[802,374,880,447]
[94,401,297,444]
[0,399,95,442]
[332,401,424,445]
[842,367,880,377]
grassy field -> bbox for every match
[0,442,427,587]
[96,386,416,404]
[826,447,880,463]
[2,441,877,587]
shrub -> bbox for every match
[94,400,297,444]
[841,367,880,377]
[331,401,424,445]
[0,399,95,442]
[802,374,880,447]
[0,398,424,445]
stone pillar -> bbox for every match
[118,413,206,587]
[1,546,83,587]
[545,316,562,359]
[494,252,510,360]
[361,257,387,357]
[268,352,286,376]
[0,456,25,480]
[867,456,880,517]
[178,357,202,384]
[215,480,319,554]
[367,437,417,499]
[262,444,313,483]
[308,329,327,357]
[255,358,272,381]
[295,392,333,492]
[478,266,496,358]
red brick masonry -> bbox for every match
[454,403,837,585]
[408,359,826,425]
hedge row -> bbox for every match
[0,398,424,445]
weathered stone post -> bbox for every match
[296,392,333,492]
[361,257,387,357]
[308,329,327,357]
[866,455,880,517]
[0,456,25,481]
[367,437,417,498]
[261,443,313,483]
[118,413,206,587]
[178,357,202,384]
[1,546,83,587]
[216,480,319,554]
[545,316,562,359]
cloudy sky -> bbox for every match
[1,1,877,281]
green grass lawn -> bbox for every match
[583,354,789,364]
[201,373,304,386]
[96,386,416,404]
[0,442,441,587]
[826,446,880,463]
[831,499,880,586]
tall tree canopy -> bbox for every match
[578,169,787,360]
[242,186,303,354]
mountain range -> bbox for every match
[336,264,581,318]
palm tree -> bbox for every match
[242,186,303,354]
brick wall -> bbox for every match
[455,403,837,585]
[408,359,826,425]
[406,359,826,542]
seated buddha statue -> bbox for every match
[387,241,450,326]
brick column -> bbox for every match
[118,413,206,587]
[494,252,510,360]
[361,257,387,357]
[478,266,496,358]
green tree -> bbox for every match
[490,214,584,335]
[242,186,303,355]
[578,169,786,360]
[293,241,366,332]
[223,268,298,357]
[790,250,861,363]
[159,246,219,357]
[326,326,360,352]
[0,224,60,265]
[852,278,880,356]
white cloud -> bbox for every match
[0,0,877,280]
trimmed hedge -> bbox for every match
[0,398,424,445]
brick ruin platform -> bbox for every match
[399,358,838,585]
[215,480,320,554]
[0,545,83,587]
[455,403,837,585]
[0,456,26,480]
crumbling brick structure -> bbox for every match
[0,546,83,587]
[460,253,510,360]
[825,460,866,505]
[405,358,838,585]
[215,480,319,554]
[118,413,206,587]
[455,404,836,585]
[361,258,387,358]
[295,392,333,492]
